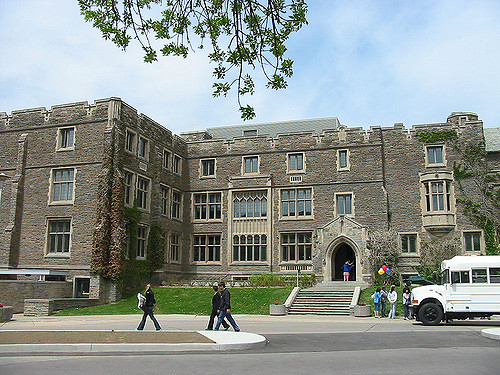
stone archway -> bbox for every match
[331,243,356,281]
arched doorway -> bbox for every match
[331,243,356,281]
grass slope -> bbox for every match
[55,287,293,316]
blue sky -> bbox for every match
[1,0,499,134]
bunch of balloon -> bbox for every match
[377,265,391,276]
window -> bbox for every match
[163,150,171,170]
[51,168,75,203]
[193,234,221,262]
[170,233,180,262]
[172,154,182,175]
[137,225,148,259]
[138,137,149,159]
[336,193,352,215]
[338,149,349,170]
[490,268,500,283]
[424,181,451,212]
[281,188,312,217]
[243,156,259,174]
[125,129,136,153]
[426,146,444,165]
[243,129,257,136]
[194,192,222,220]
[401,234,417,253]
[171,190,182,220]
[281,232,312,262]
[464,232,481,252]
[161,186,169,216]
[201,159,216,177]
[233,234,267,262]
[136,176,149,210]
[471,268,487,284]
[57,127,75,150]
[288,153,304,172]
[451,270,470,284]
[47,219,71,254]
[124,172,134,206]
[233,191,267,218]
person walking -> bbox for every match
[137,284,162,331]
[206,285,230,330]
[372,287,382,318]
[387,285,398,319]
[214,282,240,331]
[380,286,388,317]
[402,287,412,320]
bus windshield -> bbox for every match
[441,269,449,285]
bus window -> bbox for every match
[451,271,470,284]
[442,269,450,284]
[472,269,487,283]
[490,268,500,283]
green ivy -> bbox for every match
[415,130,458,143]
[124,205,142,259]
[147,223,165,270]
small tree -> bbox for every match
[366,230,401,285]
[416,238,461,281]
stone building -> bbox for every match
[0,98,498,304]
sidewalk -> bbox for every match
[1,313,499,353]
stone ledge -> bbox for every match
[0,306,14,322]
[24,298,101,316]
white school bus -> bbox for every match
[412,255,500,325]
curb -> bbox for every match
[480,328,500,341]
[0,331,267,354]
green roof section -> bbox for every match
[484,128,500,152]
[204,117,341,140]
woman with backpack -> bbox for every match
[372,287,382,318]
[387,285,398,319]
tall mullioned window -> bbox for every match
[171,190,182,220]
[243,156,259,174]
[424,181,451,212]
[281,188,312,217]
[427,145,444,165]
[233,234,267,262]
[125,129,136,153]
[401,234,417,253]
[52,168,75,202]
[161,186,169,216]
[136,176,149,210]
[124,172,133,206]
[194,192,222,220]
[233,191,267,218]
[336,194,352,215]
[137,225,148,259]
[464,232,481,252]
[338,150,349,170]
[170,233,180,262]
[281,232,312,262]
[47,219,71,254]
[193,234,221,262]
[201,159,216,177]
[288,153,304,171]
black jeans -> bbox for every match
[137,306,161,330]
[207,308,229,330]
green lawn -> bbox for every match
[359,286,409,317]
[54,287,293,316]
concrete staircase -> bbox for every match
[288,282,367,315]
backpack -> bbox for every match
[137,293,146,309]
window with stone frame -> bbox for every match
[201,159,216,177]
[233,191,267,218]
[337,149,349,170]
[57,127,75,150]
[401,234,417,253]
[51,168,75,203]
[124,171,134,206]
[173,154,182,175]
[161,185,169,216]
[171,189,182,220]
[426,145,444,165]
[243,155,259,174]
[163,149,171,170]
[233,234,267,262]
[281,188,312,218]
[336,193,353,215]
[193,234,221,262]
[288,153,304,172]
[193,192,222,220]
[281,232,312,262]
[137,224,148,259]
[138,136,149,159]
[125,129,136,153]
[136,176,150,210]
[46,219,72,254]
[423,180,451,212]
[464,232,481,252]
[170,233,180,262]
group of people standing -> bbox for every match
[372,285,413,319]
[136,282,240,332]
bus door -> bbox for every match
[446,270,471,312]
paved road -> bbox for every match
[1,314,499,374]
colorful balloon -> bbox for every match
[378,268,385,275]
[386,268,391,274]
[382,265,388,271]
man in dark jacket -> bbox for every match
[206,285,230,330]
[214,282,240,331]
[137,284,162,331]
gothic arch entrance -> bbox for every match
[331,243,356,281]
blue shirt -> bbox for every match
[343,263,351,272]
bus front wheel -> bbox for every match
[418,302,443,325]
